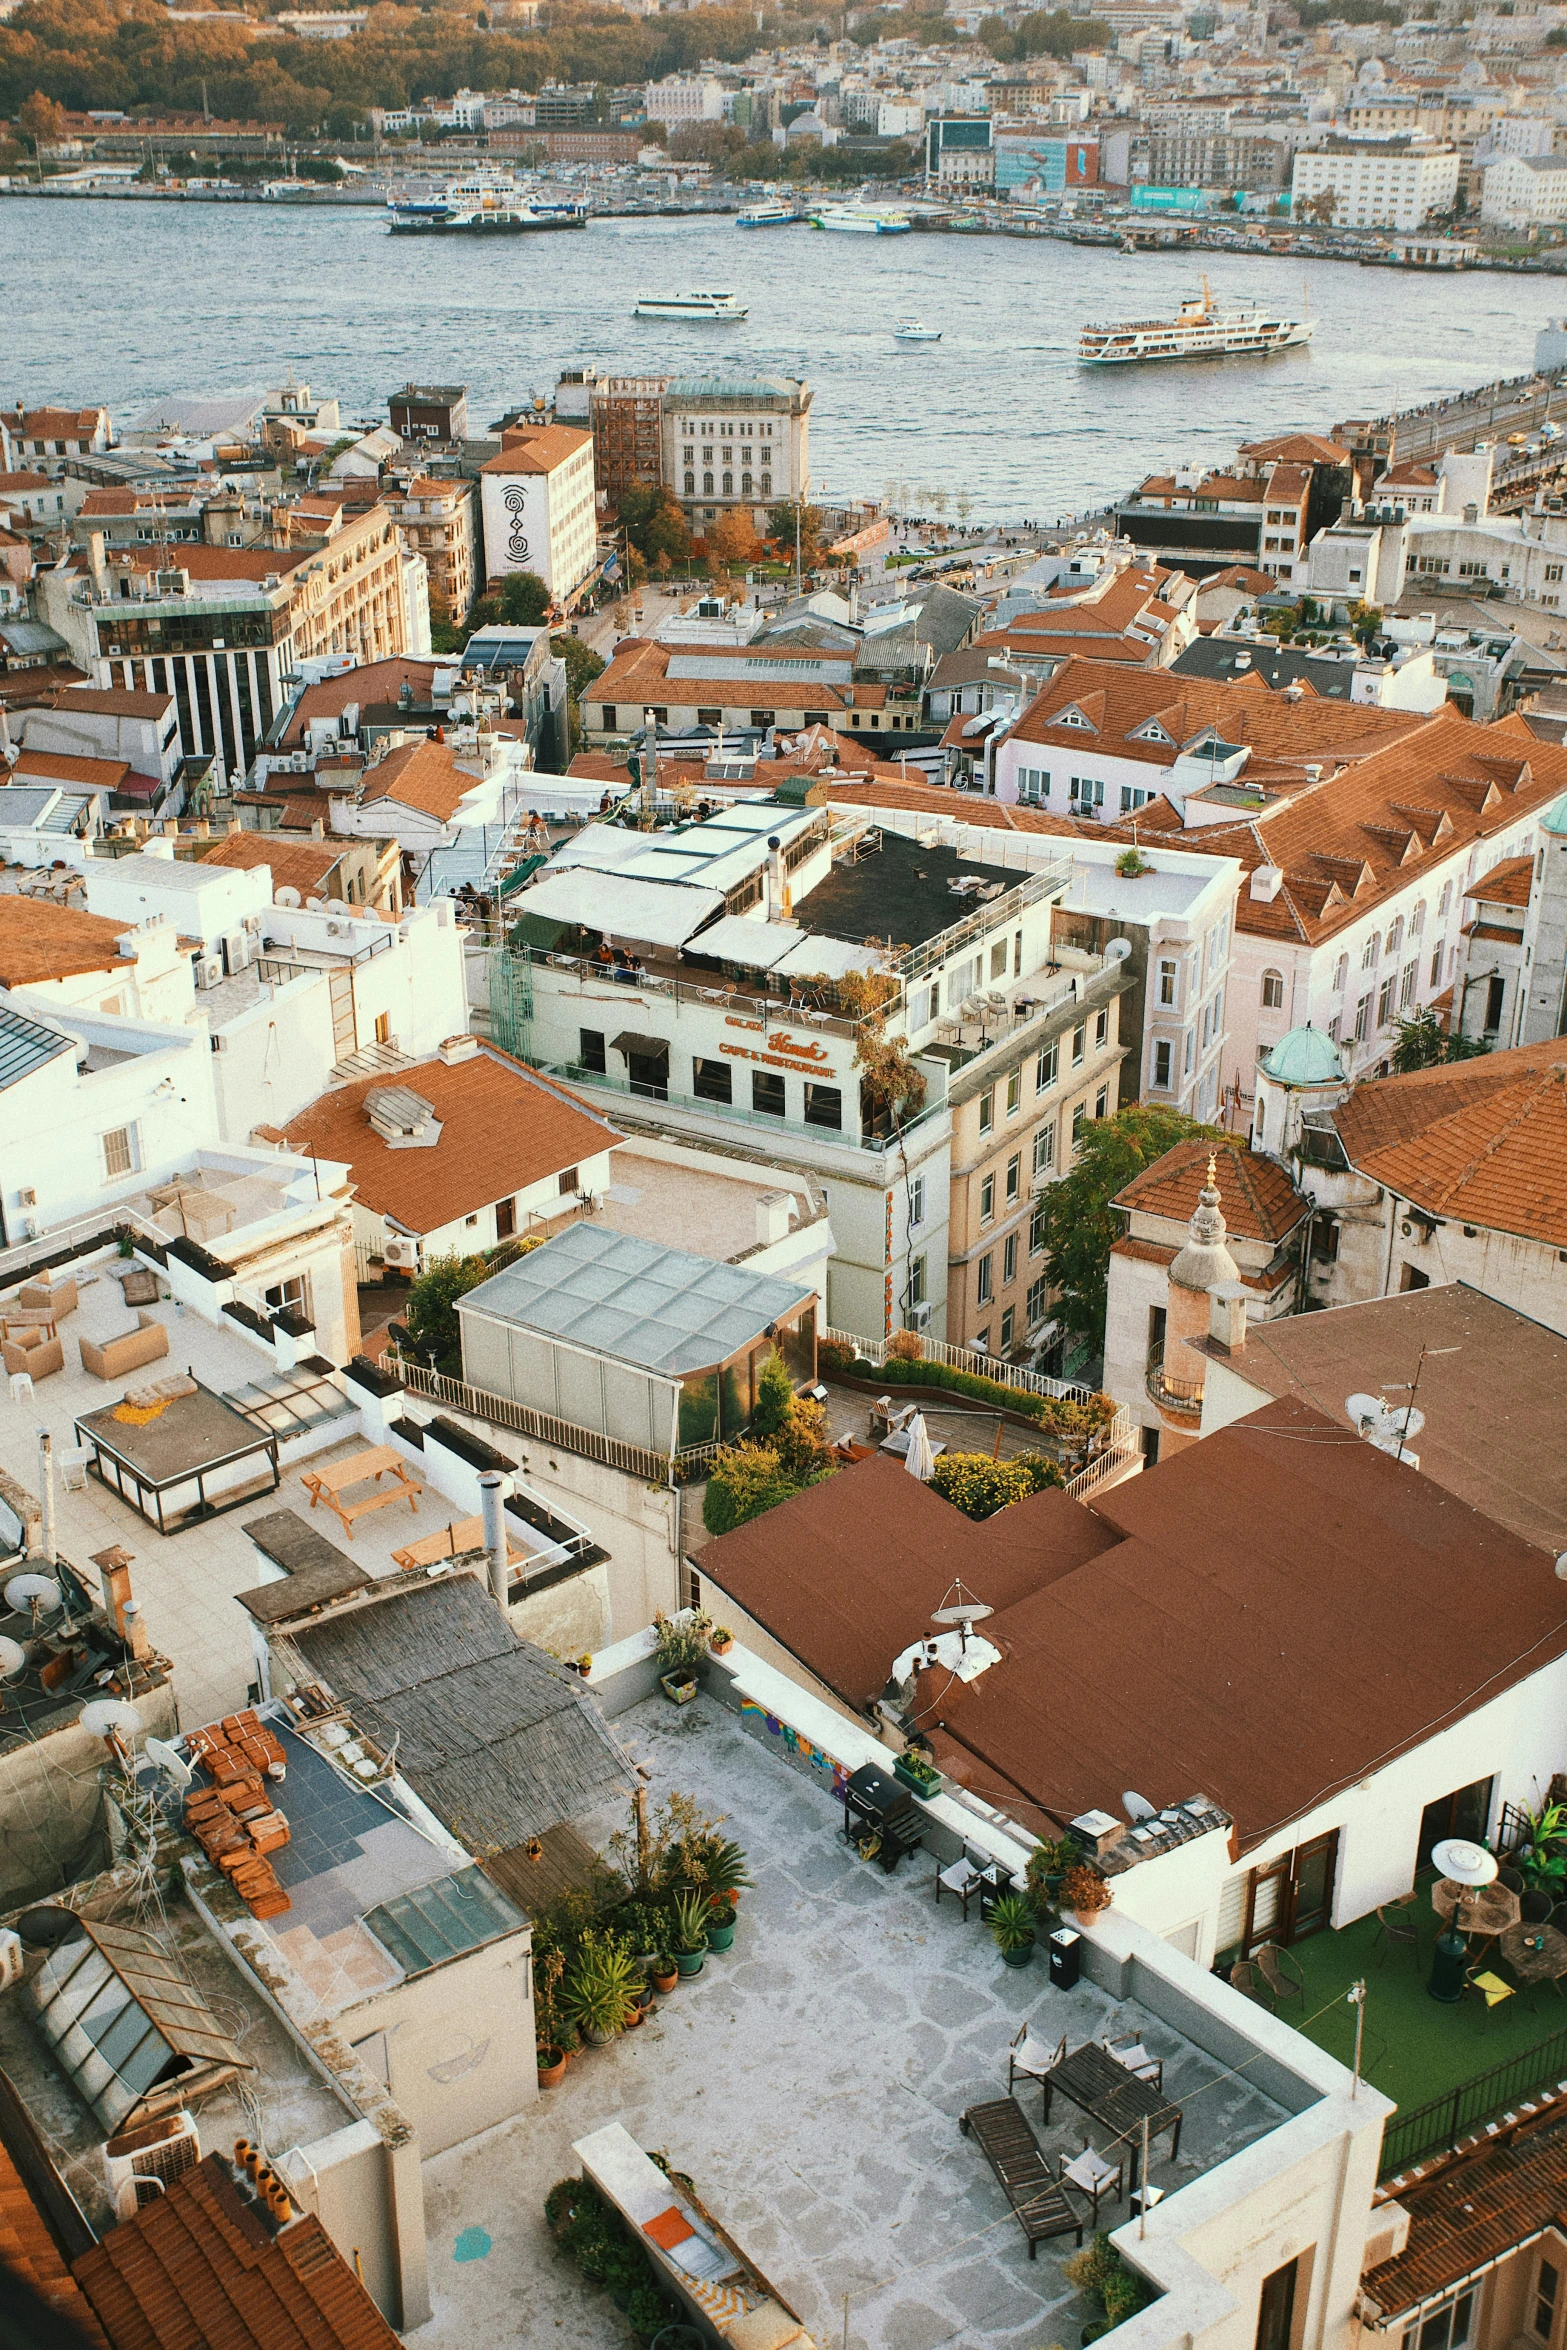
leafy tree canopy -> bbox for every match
[1390,1008,1490,1073]
[1033,1105,1230,1347]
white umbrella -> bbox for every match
[904,1412,936,1482]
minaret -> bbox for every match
[1520,793,1567,1046]
[1152,1154,1239,1459]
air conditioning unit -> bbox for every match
[220,930,251,976]
[909,1303,933,1332]
[383,1233,421,1271]
[17,1188,35,1209]
[195,954,223,989]
[104,2110,200,2223]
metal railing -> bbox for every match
[511,944,879,1041]
[390,1357,678,1485]
[1378,2027,1567,2179]
[823,1325,1097,1407]
[1063,1435,1141,1501]
[891,861,1072,985]
[1145,1340,1204,1418]
[536,1062,947,1160]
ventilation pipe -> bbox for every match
[480,1471,508,1615]
[766,833,784,922]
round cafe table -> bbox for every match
[1431,1879,1522,1937]
[1499,1921,1567,1987]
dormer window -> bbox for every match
[1054,706,1093,731]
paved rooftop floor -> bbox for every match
[419,1690,1288,2350]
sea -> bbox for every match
[7,196,1566,520]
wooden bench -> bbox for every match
[391,1515,533,1574]
[300,1445,420,1540]
[960,2098,1085,2260]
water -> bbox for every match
[6,197,1563,518]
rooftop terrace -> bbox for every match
[416,1688,1290,2350]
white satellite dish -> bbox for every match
[932,1600,994,1627]
[142,1735,193,1791]
[4,1574,61,1620]
[1123,1790,1158,1822]
[79,1698,142,1742]
[1105,937,1133,962]
[275,885,302,909]
[1347,1392,1424,1454]
[1556,1554,1567,1583]
[1345,1392,1384,1431]
[0,1637,27,1681]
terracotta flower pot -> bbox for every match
[652,1969,678,1994]
[536,2046,568,2088]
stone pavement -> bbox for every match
[418,1690,1287,2350]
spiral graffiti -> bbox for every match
[503,484,530,562]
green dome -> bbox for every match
[1541,791,1567,837]
[1261,1023,1345,1087]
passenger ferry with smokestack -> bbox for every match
[387,173,588,233]
[810,202,913,234]
[1078,279,1314,365]
[735,196,806,228]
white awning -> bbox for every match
[773,934,890,979]
[517,869,725,949]
[685,915,803,968]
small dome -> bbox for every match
[1541,792,1567,838]
[1169,1157,1240,1295]
[1261,1022,1345,1087]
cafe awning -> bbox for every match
[611,1032,669,1061]
[518,868,724,950]
[685,915,803,969]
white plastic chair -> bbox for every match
[7,1373,34,1406]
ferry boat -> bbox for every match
[1078,279,1314,365]
[810,203,913,235]
[893,318,941,341]
[736,197,805,228]
[634,289,748,319]
[387,174,588,233]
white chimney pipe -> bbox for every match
[766,833,784,921]
[480,1471,509,1615]
[36,1429,54,1567]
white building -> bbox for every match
[877,97,925,137]
[644,74,724,125]
[661,372,812,537]
[1481,151,1567,225]
[1291,134,1459,227]
[478,426,597,608]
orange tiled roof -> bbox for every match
[1006,654,1422,772]
[1113,1136,1309,1244]
[590,639,852,715]
[360,738,480,819]
[0,898,136,986]
[72,2154,400,2350]
[280,1048,622,1233]
[1465,854,1532,907]
[1238,431,1350,467]
[1332,1041,1567,1248]
[1363,2112,1567,2322]
[278,657,448,746]
[0,2137,108,2346]
[479,425,592,475]
[199,832,350,893]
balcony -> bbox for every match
[1146,1339,1204,1420]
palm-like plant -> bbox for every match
[561,1935,642,2041]
[672,1891,711,1956]
[989,1892,1037,1955]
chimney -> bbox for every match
[92,1546,149,1656]
[1250,864,1284,902]
[1208,1280,1249,1356]
[766,833,785,920]
[755,1191,794,1246]
[480,1472,509,1616]
[438,1034,480,1065]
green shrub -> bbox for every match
[928,1451,1061,1519]
[627,2282,674,2338]
[701,1441,799,1534]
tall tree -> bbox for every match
[1032,1105,1230,1348]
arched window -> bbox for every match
[702,472,714,496]
[722,472,733,496]
[1260,969,1285,1010]
[760,473,772,497]
[741,473,753,496]
[684,472,695,496]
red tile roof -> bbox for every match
[279,1047,622,1232]
[278,657,449,746]
[1331,1042,1567,1248]
[1465,854,1532,907]
[0,898,138,984]
[0,2137,108,2346]
[1006,654,1421,774]
[199,833,351,893]
[72,2155,402,2350]
[479,425,593,475]
[1364,2110,1567,2321]
[36,686,172,720]
[360,738,478,819]
[1113,1137,1309,1244]
[10,749,134,792]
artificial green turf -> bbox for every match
[1276,1887,1567,2120]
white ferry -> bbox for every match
[736,197,804,228]
[387,173,587,234]
[810,203,913,235]
[1078,280,1314,365]
[634,289,749,319]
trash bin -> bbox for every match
[1049,1927,1082,1991]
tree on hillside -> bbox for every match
[19,90,66,145]
[497,569,550,626]
[1032,1104,1230,1349]
[616,485,691,567]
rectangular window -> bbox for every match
[1030,1197,1047,1255]
[1378,977,1395,1027]
[1355,994,1372,1043]
[986,939,1005,982]
[1430,946,1443,989]
[908,1253,926,1309]
[1003,1232,1017,1285]
[909,1174,925,1228]
[1535,2263,1558,2342]
[753,1069,787,1117]
[102,1124,139,1180]
[978,1087,994,1134]
[804,1082,841,1130]
[1119,785,1150,813]
[1070,1025,1085,1068]
[1005,1153,1021,1203]
[1153,1038,1173,1089]
[580,1026,607,1074]
[1071,1101,1087,1142]
[1006,1068,1021,1116]
[1158,959,1177,1007]
[1000,1305,1015,1351]
[1017,766,1050,803]
[1095,1084,1108,1119]
[1026,1273,1049,1327]
[1400,959,1417,1009]
[694,1057,733,1104]
[1033,1124,1055,1179]
[980,1173,996,1223]
[976,1252,993,1306]
[1095,1006,1108,1049]
[1416,2288,1474,2350]
[1036,1041,1058,1091]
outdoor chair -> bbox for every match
[1058,2145,1123,2228]
[1521,1889,1554,1925]
[1008,2024,1067,2110]
[1550,1905,1567,1935]
[1499,1867,1526,1895]
[1255,1944,1304,2008]
[936,1853,986,1921]
[1371,1894,1422,1969]
[1464,1965,1517,2023]
[1229,1956,1270,2006]
[1102,2033,1164,2089]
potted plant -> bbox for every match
[705,1898,737,1953]
[672,1891,710,1977]
[1114,847,1152,879]
[1060,1861,1113,1920]
[650,1951,678,1994]
[654,1607,712,1703]
[894,1748,942,1799]
[627,2282,674,2342]
[536,2039,568,2088]
[561,1934,642,2044]
[576,1653,593,1679]
[709,1626,735,1657]
[989,1891,1037,1967]
[1025,1835,1080,1908]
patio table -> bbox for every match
[1041,2041,1182,2187]
[1432,1879,1522,1937]
[1499,1921,1567,1988]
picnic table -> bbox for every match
[1041,2041,1183,2187]
[300,1445,420,1541]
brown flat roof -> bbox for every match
[1203,1282,1567,1555]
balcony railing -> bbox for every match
[1378,2023,1567,2180]
[497,942,881,1042]
[1146,1339,1204,1419]
[535,1060,947,1159]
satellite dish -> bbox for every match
[932,1601,994,1627]
[1345,1392,1384,1431]
[143,1735,193,1791]
[275,885,302,909]
[79,1698,142,1742]
[326,897,351,914]
[1556,1553,1567,1583]
[16,1906,81,1950]
[1105,937,1133,962]
[1123,1790,1158,1822]
[0,1637,27,1681]
[4,1574,61,1620]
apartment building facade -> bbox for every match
[1291,135,1460,227]
[478,425,598,606]
[662,373,811,537]
[382,474,478,628]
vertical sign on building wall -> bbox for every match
[884,1189,895,1336]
